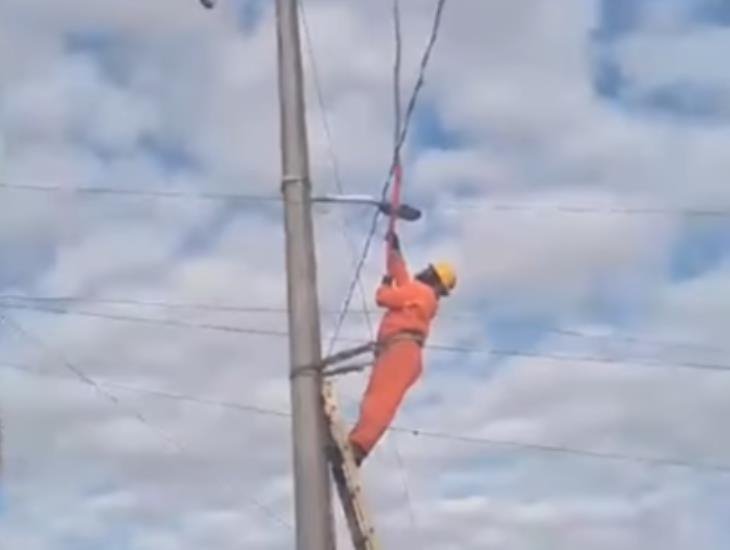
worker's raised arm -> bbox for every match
[375,283,409,310]
[386,232,410,286]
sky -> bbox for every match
[1,0,730,548]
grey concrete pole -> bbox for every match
[274,0,336,548]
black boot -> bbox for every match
[351,444,367,467]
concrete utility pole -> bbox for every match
[275,1,335,549]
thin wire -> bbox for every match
[392,0,448,168]
[7,302,730,374]
[545,327,728,354]
[0,314,183,450]
[299,0,418,529]
[0,181,282,203]
[380,0,420,533]
[3,180,730,219]
[0,294,291,314]
[0,303,290,338]
[388,427,730,475]
[297,0,375,349]
[299,2,346,196]
[0,317,293,529]
[328,0,448,347]
[298,0,420,530]
[390,422,421,531]
[431,344,730,373]
[442,201,730,218]
[4,361,729,475]
[0,362,290,419]
[393,0,403,149]
[2,294,726,355]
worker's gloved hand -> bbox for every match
[381,275,394,286]
[385,231,400,252]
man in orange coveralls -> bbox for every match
[349,231,457,466]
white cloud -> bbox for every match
[613,27,730,98]
[1,0,729,549]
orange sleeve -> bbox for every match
[375,284,409,309]
[387,249,410,286]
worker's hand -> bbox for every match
[385,230,400,252]
[381,275,394,286]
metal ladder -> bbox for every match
[323,379,379,550]
[312,342,379,550]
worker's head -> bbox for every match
[416,262,457,297]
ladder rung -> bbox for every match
[323,380,379,550]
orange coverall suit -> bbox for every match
[349,248,438,456]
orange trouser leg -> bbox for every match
[349,340,423,455]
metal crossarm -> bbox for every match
[291,342,375,380]
[323,361,374,378]
[323,343,376,368]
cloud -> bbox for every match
[1,0,729,549]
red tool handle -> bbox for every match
[386,163,403,261]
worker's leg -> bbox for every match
[349,340,422,458]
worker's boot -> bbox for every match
[351,443,368,467]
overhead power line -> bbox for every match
[0,314,184,451]
[329,0,449,348]
[430,344,730,374]
[0,294,290,314]
[386,0,420,533]
[2,181,730,219]
[0,303,290,338]
[5,302,730,375]
[3,361,729,476]
[0,320,293,529]
[298,0,376,348]
[439,201,730,219]
[1,294,725,354]
[0,362,290,419]
[2,293,724,354]
[300,0,419,533]
[387,427,730,475]
[298,2,345,198]
[392,0,404,150]
[392,0,448,164]
[0,182,281,203]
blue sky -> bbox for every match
[591,0,730,298]
[1,0,730,548]
[594,0,730,122]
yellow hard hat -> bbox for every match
[431,262,457,294]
